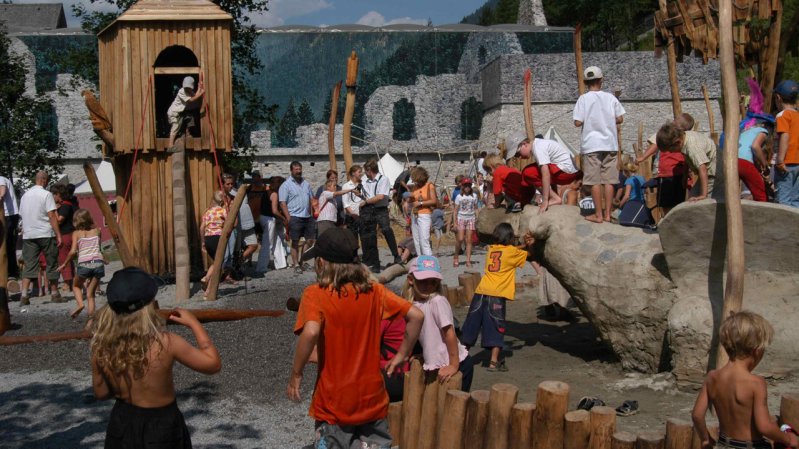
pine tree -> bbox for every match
[275,98,299,147]
[494,0,520,24]
[297,98,315,126]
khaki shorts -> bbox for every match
[581,152,619,186]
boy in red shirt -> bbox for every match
[482,153,533,210]
[288,227,423,448]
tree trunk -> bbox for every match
[328,81,342,172]
[172,139,190,302]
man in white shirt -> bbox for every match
[18,171,63,304]
[0,174,20,283]
[342,164,364,234]
[518,136,582,213]
[573,66,625,223]
[359,159,401,272]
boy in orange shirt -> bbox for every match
[692,311,797,449]
[774,80,799,207]
[288,227,424,448]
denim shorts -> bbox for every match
[459,294,507,349]
[76,261,105,279]
[288,216,316,241]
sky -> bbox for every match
[13,0,489,28]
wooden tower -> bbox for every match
[96,0,233,276]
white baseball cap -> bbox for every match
[584,66,603,80]
[504,130,528,160]
[182,76,196,89]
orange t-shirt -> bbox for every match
[411,182,435,215]
[776,109,799,164]
[294,282,412,425]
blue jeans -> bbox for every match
[775,164,799,207]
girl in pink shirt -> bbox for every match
[405,255,473,390]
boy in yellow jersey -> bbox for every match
[460,223,534,371]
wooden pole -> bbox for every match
[574,23,585,95]
[589,406,616,449]
[780,393,799,429]
[665,418,693,449]
[342,51,359,173]
[327,81,342,172]
[659,0,682,117]
[0,212,9,335]
[205,184,249,301]
[564,410,591,449]
[615,89,624,170]
[612,432,637,449]
[714,0,745,371]
[418,371,441,449]
[401,372,411,448]
[456,286,466,308]
[761,1,783,114]
[465,390,491,449]
[459,274,476,308]
[523,68,537,162]
[690,426,719,449]
[484,383,519,449]
[445,285,457,308]
[701,85,716,138]
[402,359,426,449]
[637,432,665,449]
[438,390,470,449]
[532,380,570,449]
[388,401,403,448]
[171,140,190,302]
[84,161,135,267]
[510,403,536,449]
[437,372,463,435]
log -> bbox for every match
[418,371,441,449]
[665,418,693,449]
[342,51,359,173]
[615,89,624,171]
[465,390,491,449]
[171,140,190,302]
[564,410,591,449]
[84,161,135,267]
[0,330,92,345]
[445,285,458,308]
[0,212,9,335]
[637,432,665,449]
[205,184,249,301]
[401,372,411,448]
[459,274,477,308]
[715,0,745,371]
[701,85,716,138]
[523,68,537,162]
[484,383,519,449]
[691,425,719,449]
[402,359,425,449]
[780,393,799,429]
[574,23,585,96]
[510,402,536,449]
[378,263,408,284]
[438,390,470,449]
[327,80,342,171]
[388,401,403,448]
[156,308,285,322]
[613,432,638,449]
[456,286,466,308]
[471,271,482,289]
[437,371,463,435]
[589,406,616,449]
[532,380,569,449]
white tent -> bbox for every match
[75,161,116,195]
[376,152,405,185]
[543,126,578,157]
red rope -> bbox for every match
[117,74,153,223]
[199,72,227,206]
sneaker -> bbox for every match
[510,203,522,213]
[301,262,313,271]
[20,296,30,306]
[487,360,508,372]
[294,265,303,274]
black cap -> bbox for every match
[301,228,360,264]
[107,267,159,314]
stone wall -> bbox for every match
[457,32,523,84]
[517,0,548,26]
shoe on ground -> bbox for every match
[7,279,20,294]
[294,265,303,274]
[301,262,313,271]
[487,360,508,372]
[20,296,30,306]
[369,265,381,274]
[393,256,403,265]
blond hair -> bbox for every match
[72,208,95,231]
[719,311,774,360]
[656,122,685,152]
[315,258,374,294]
[401,273,445,301]
[411,166,429,186]
[211,190,225,207]
[91,302,165,380]
[622,162,638,174]
[483,154,504,172]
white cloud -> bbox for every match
[356,11,428,27]
[249,0,333,27]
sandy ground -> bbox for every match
[2,240,796,448]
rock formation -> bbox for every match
[517,0,548,26]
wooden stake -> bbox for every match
[327,81,342,172]
[637,432,666,449]
[84,161,136,267]
[0,212,9,335]
[714,0,745,371]
[588,406,616,449]
[402,359,425,449]
[418,371,440,449]
[761,0,783,114]
[780,393,799,429]
[205,184,249,301]
[532,380,569,449]
[523,68,537,162]
[690,425,718,449]
[665,418,693,449]
[342,51,359,173]
[574,23,585,96]
[456,286,466,308]
[484,383,519,449]
[388,402,403,448]
[401,372,411,448]
[612,431,637,449]
[659,0,682,117]
[510,403,536,449]
[465,390,491,449]
[437,372,463,435]
[438,390,470,449]
[171,141,190,302]
[564,410,591,449]
[615,90,624,171]
[701,85,716,138]
[459,274,476,308]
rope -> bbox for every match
[199,72,226,205]
[117,74,153,223]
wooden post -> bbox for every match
[761,0,783,114]
[589,406,616,449]
[532,380,569,449]
[439,390,471,449]
[459,274,476,308]
[171,141,190,302]
[418,371,440,449]
[342,51,359,173]
[615,89,624,170]
[701,85,716,138]
[665,418,693,449]
[327,81,342,172]
[437,372,463,434]
[659,0,682,117]
[564,410,591,449]
[780,393,799,429]
[445,285,457,307]
[388,402,403,448]
[574,23,585,95]
[613,432,638,449]
[484,383,519,449]
[691,425,719,449]
[510,403,536,449]
[714,0,745,371]
[401,372,411,448]
[465,390,491,449]
[456,286,466,307]
[205,185,249,301]
[0,213,9,335]
[470,271,482,289]
[402,359,426,449]
[523,68,537,161]
[637,432,665,449]
[84,161,135,267]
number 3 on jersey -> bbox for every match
[487,251,502,272]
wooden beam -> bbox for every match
[761,0,783,113]
[84,161,136,267]
[342,51,359,173]
[715,0,745,370]
[205,184,249,301]
[172,140,190,302]
[574,23,585,96]
[328,81,342,172]
[659,0,682,118]
[153,67,201,75]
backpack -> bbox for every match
[619,178,654,228]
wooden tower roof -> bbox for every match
[99,0,232,36]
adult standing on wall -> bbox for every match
[18,171,62,305]
[359,159,402,273]
[0,174,20,290]
[279,161,316,274]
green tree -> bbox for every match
[478,6,496,26]
[297,98,315,126]
[0,25,64,190]
[274,98,299,147]
[493,0,519,24]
